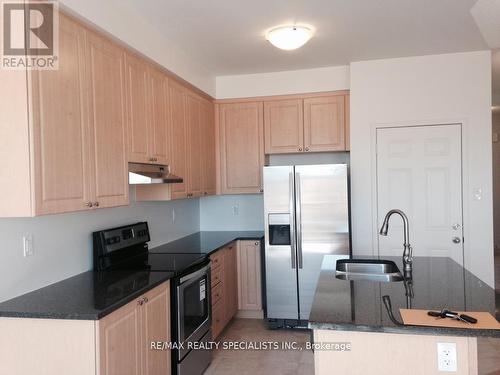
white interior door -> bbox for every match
[376,124,464,265]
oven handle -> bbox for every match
[179,263,210,284]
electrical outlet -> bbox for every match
[23,234,34,257]
[437,342,457,372]
[232,205,239,216]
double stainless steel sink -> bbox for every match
[335,259,404,282]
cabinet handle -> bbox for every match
[85,202,93,207]
[138,299,144,306]
[143,297,149,303]
[93,202,99,207]
[255,242,259,246]
[259,189,263,193]
[298,147,302,152]
[305,147,309,151]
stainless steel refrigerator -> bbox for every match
[263,164,350,321]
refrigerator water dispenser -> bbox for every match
[268,213,291,246]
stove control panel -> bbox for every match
[93,222,151,266]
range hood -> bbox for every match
[128,163,183,184]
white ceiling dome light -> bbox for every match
[266,25,314,51]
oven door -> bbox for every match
[177,264,211,360]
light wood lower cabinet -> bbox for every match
[210,240,262,337]
[237,240,263,314]
[0,281,171,375]
[210,242,238,338]
[99,281,172,375]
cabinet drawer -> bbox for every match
[211,282,223,305]
[212,300,224,339]
[210,251,223,269]
[211,266,223,287]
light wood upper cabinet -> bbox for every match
[30,14,91,215]
[201,99,216,196]
[237,240,262,311]
[169,81,189,200]
[125,53,150,164]
[304,95,346,152]
[219,102,264,194]
[186,94,203,197]
[264,99,304,154]
[126,59,170,165]
[0,13,129,216]
[149,67,170,165]
[86,30,129,209]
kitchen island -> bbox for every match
[309,255,499,375]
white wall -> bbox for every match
[493,113,500,250]
[216,65,350,99]
[59,0,215,96]
[200,195,264,231]
[350,51,494,286]
[0,190,200,302]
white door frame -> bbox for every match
[369,118,471,266]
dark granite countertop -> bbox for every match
[149,231,264,255]
[0,231,263,321]
[309,255,500,338]
[0,270,174,320]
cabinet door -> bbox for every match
[30,14,92,215]
[237,240,262,311]
[303,95,346,152]
[125,53,150,164]
[141,282,171,375]
[223,244,238,324]
[149,68,170,165]
[169,82,188,199]
[212,300,224,339]
[186,94,203,197]
[99,298,142,375]
[264,99,304,154]
[345,94,350,151]
[219,102,264,194]
[86,31,129,208]
[200,99,216,196]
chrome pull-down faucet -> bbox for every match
[379,209,413,272]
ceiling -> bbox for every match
[118,0,489,76]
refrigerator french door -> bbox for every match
[264,164,349,320]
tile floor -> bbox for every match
[204,319,313,375]
[205,318,500,375]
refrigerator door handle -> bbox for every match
[289,172,296,269]
[295,172,303,269]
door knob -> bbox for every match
[452,237,462,244]
[452,223,461,230]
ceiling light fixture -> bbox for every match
[266,25,314,51]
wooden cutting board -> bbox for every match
[399,309,500,330]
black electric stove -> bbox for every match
[93,222,212,375]
[93,221,208,274]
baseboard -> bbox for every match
[236,309,264,319]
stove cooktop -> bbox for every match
[116,251,209,275]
